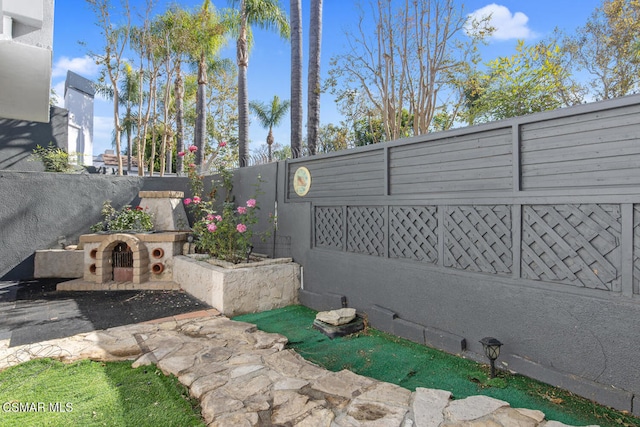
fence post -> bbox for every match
[512,204,522,279]
[621,203,634,297]
[512,123,521,193]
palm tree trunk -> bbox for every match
[237,0,250,167]
[113,89,123,175]
[195,52,207,170]
[307,0,322,156]
[149,84,158,176]
[174,64,184,175]
[290,0,303,158]
[267,127,274,162]
[136,61,145,176]
[126,106,132,173]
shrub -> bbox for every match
[31,143,70,172]
[90,201,154,233]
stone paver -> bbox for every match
[0,310,599,426]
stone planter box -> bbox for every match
[173,255,300,316]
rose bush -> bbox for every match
[181,143,263,263]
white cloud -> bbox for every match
[466,4,536,41]
[52,55,99,78]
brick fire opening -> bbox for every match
[90,234,150,284]
[112,242,134,282]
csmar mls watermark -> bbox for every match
[2,401,73,413]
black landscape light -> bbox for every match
[479,337,503,378]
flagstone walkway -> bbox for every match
[0,310,597,426]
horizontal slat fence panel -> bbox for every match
[389,128,513,195]
[288,150,384,200]
[521,104,640,190]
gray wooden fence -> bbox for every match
[274,94,640,414]
[286,95,640,297]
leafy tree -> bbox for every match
[249,95,290,162]
[306,0,322,155]
[564,0,640,100]
[353,114,385,147]
[470,41,579,122]
[329,0,484,141]
[206,62,239,166]
[231,0,290,167]
[272,143,292,160]
[254,142,293,161]
[316,123,349,153]
[290,0,303,158]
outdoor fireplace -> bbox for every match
[77,190,190,287]
[80,232,188,286]
[84,233,150,284]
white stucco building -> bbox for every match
[64,71,95,166]
[0,0,53,123]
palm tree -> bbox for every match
[290,0,302,158]
[119,63,141,173]
[249,95,290,162]
[306,0,322,156]
[159,6,192,175]
[232,0,290,167]
[189,0,229,170]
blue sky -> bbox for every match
[51,0,603,156]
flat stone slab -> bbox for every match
[316,308,356,325]
[0,312,602,427]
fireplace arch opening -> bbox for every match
[112,242,134,282]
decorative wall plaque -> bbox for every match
[293,166,311,196]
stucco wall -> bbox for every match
[0,172,194,280]
[0,106,69,171]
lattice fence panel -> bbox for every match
[522,204,621,291]
[444,205,512,275]
[315,207,344,250]
[633,205,640,294]
[347,207,385,257]
[389,206,438,263]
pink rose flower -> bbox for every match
[236,223,247,233]
[188,145,198,152]
[207,223,217,232]
[237,206,247,214]
[206,214,215,221]
[246,199,257,208]
[178,151,186,157]
[193,196,201,204]
[215,215,222,221]
[219,141,227,148]
[183,198,192,205]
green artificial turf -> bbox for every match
[234,305,639,427]
[0,358,204,427]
